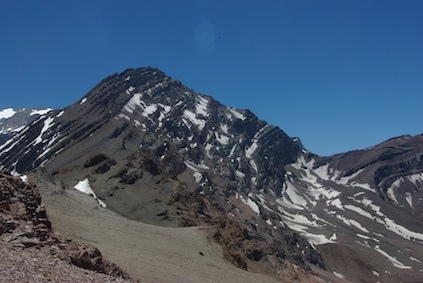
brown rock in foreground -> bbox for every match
[0,171,137,282]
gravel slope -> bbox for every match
[36,178,286,283]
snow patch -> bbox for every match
[33,117,55,145]
[249,160,258,173]
[329,198,344,210]
[333,271,346,279]
[118,113,131,121]
[374,245,412,269]
[195,96,209,116]
[30,108,53,116]
[284,182,308,208]
[19,175,28,183]
[0,108,16,119]
[235,170,245,178]
[240,195,260,214]
[215,132,230,145]
[410,256,421,263]
[344,204,374,220]
[245,141,258,159]
[229,108,246,120]
[405,192,413,208]
[80,98,87,105]
[143,104,158,116]
[336,214,369,233]
[220,124,228,134]
[74,179,106,208]
[124,93,159,118]
[193,172,203,184]
[183,110,206,130]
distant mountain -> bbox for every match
[0,108,52,144]
[0,67,422,282]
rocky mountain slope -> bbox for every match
[0,67,422,282]
[0,108,52,145]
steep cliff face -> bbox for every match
[1,67,422,282]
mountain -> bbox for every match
[0,67,422,282]
[0,108,52,144]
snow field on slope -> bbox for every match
[354,197,423,241]
[0,108,16,120]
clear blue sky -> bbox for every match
[1,0,422,156]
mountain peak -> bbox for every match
[2,67,423,282]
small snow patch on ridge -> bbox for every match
[229,108,246,120]
[80,98,87,105]
[31,108,53,116]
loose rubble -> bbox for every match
[0,171,137,282]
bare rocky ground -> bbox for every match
[0,241,133,283]
[26,169,341,283]
[0,171,135,283]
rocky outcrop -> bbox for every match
[0,171,135,282]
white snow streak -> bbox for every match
[245,141,258,159]
[240,195,260,214]
[374,245,412,269]
[33,117,54,145]
[229,108,246,120]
